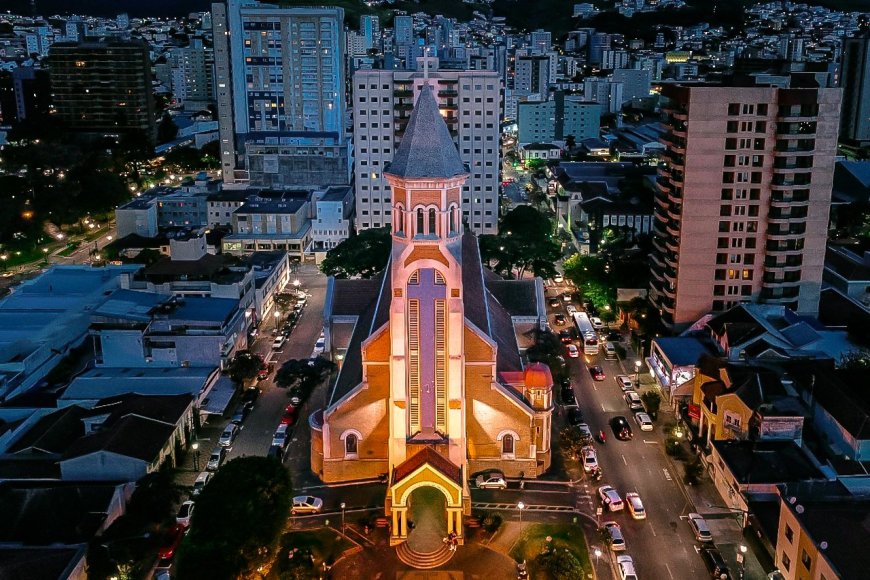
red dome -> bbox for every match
[523,362,553,389]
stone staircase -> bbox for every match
[395,541,456,569]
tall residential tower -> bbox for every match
[649,79,841,328]
[212,1,349,188]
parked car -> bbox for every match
[157,523,186,561]
[241,387,261,405]
[272,423,291,449]
[588,365,606,381]
[625,492,646,520]
[267,444,286,461]
[589,316,604,329]
[191,471,211,496]
[576,423,593,442]
[176,500,195,527]
[616,555,638,580]
[700,546,732,579]
[562,388,578,407]
[634,412,653,431]
[554,313,567,325]
[218,423,240,447]
[610,416,634,441]
[567,407,584,426]
[257,363,274,381]
[475,471,508,490]
[206,446,226,471]
[598,485,624,512]
[603,521,626,551]
[559,329,573,343]
[231,404,250,425]
[624,390,644,412]
[280,404,298,426]
[312,334,326,356]
[566,304,577,315]
[566,344,579,358]
[688,512,713,542]
[606,330,623,342]
[272,335,287,350]
[581,446,598,472]
[291,495,324,515]
[616,375,633,391]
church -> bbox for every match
[310,82,554,555]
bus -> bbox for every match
[573,312,599,355]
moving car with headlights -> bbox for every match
[610,416,634,441]
[588,365,606,381]
[626,492,646,520]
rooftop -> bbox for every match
[713,440,827,484]
[653,336,717,367]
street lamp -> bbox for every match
[517,501,525,524]
[593,547,602,567]
[192,441,200,471]
[738,544,748,580]
[340,502,346,533]
[634,359,642,388]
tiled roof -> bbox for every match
[485,279,539,317]
[392,447,462,486]
[61,415,175,463]
[7,407,86,455]
[385,84,468,180]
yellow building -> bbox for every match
[310,84,552,566]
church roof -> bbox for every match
[392,446,462,486]
[385,84,468,180]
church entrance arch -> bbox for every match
[405,485,447,553]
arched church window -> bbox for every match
[428,208,437,236]
[394,204,404,234]
[345,433,358,455]
[449,206,456,234]
[502,434,514,455]
[416,208,424,236]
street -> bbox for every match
[545,280,708,580]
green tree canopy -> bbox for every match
[320,226,391,279]
[562,253,616,318]
[641,390,662,419]
[275,357,336,393]
[535,548,585,580]
[176,456,291,579]
[157,112,179,144]
[479,206,561,280]
[226,351,262,383]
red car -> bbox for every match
[280,404,298,426]
[157,523,187,560]
[257,363,275,381]
[588,365,606,381]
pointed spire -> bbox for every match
[385,84,468,180]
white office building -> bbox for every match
[353,59,501,234]
[212,1,348,187]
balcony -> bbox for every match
[437,89,458,98]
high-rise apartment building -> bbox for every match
[839,34,870,145]
[172,38,215,111]
[649,80,841,328]
[393,15,414,48]
[514,54,555,93]
[353,60,501,234]
[360,15,380,51]
[212,1,348,188]
[48,39,155,141]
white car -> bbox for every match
[218,423,240,447]
[291,495,324,515]
[616,375,633,391]
[617,555,638,580]
[581,446,599,473]
[475,472,508,490]
[272,334,287,350]
[603,521,626,551]
[566,344,579,358]
[688,512,713,542]
[598,485,624,512]
[176,500,195,527]
[312,333,326,356]
[626,492,646,520]
[590,316,604,329]
[634,412,653,431]
[191,471,211,496]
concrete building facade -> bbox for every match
[353,60,502,235]
[649,81,842,328]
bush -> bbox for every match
[684,457,704,486]
[535,549,584,580]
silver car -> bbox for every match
[218,423,239,447]
[603,521,626,551]
[475,472,508,489]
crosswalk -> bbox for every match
[472,502,576,512]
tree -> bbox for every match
[275,357,336,397]
[562,253,616,315]
[560,425,592,461]
[479,206,561,280]
[641,390,662,420]
[526,329,567,383]
[565,134,576,150]
[226,351,262,383]
[535,549,584,580]
[176,456,291,579]
[157,112,179,144]
[320,227,391,279]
